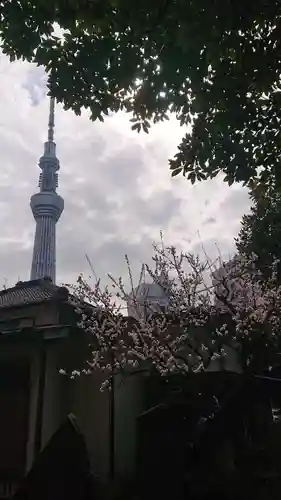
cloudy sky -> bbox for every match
[0,54,251,290]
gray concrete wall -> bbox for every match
[41,342,69,449]
[0,325,243,487]
[114,373,143,480]
[0,339,71,473]
[0,342,38,472]
[70,371,111,481]
[26,348,39,471]
[68,368,144,482]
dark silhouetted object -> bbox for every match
[12,414,95,500]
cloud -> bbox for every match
[0,54,251,291]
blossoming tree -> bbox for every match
[65,243,281,390]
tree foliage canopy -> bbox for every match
[1,0,281,187]
[236,184,281,280]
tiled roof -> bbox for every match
[0,278,69,309]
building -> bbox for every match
[127,270,170,318]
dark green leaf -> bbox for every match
[171,168,182,177]
[131,122,141,132]
[188,172,196,184]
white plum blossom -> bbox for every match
[64,243,281,389]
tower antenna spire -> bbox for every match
[48,97,55,142]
